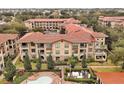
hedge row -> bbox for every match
[65,68,89,72]
[27,69,61,72]
[64,78,96,84]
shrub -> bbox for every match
[64,78,96,84]
[13,72,32,84]
[4,59,16,81]
[23,52,32,71]
[47,54,54,69]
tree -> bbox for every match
[110,48,124,69]
[68,54,77,68]
[4,59,16,81]
[81,55,87,68]
[36,53,42,71]
[23,52,32,71]
[47,54,54,69]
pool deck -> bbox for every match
[21,71,77,84]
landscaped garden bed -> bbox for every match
[54,61,67,66]
[13,72,32,84]
[64,68,97,84]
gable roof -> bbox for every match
[18,24,107,43]
[0,34,18,45]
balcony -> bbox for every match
[80,49,85,54]
[21,45,28,48]
[21,43,28,48]
[95,45,107,49]
[95,51,106,56]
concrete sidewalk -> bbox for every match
[12,54,20,64]
[89,66,121,68]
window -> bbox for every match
[40,56,44,60]
[65,42,69,48]
[80,49,85,53]
[22,43,27,47]
[56,50,60,54]
[31,49,35,53]
[95,43,99,46]
[46,43,52,49]
[40,50,44,54]
[88,43,93,46]
[8,40,11,44]
[23,56,26,59]
[65,50,69,54]
[96,56,102,59]
[13,45,16,48]
[56,57,60,61]
[101,42,104,45]
[72,44,78,49]
[31,42,35,46]
[46,51,51,54]
[38,43,44,48]
[88,48,92,52]
[6,42,8,45]
[55,42,61,48]
[32,55,36,59]
[80,43,87,48]
[22,49,28,53]
[9,46,12,49]
[72,49,78,54]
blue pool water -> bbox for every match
[27,76,53,84]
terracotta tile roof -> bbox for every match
[25,18,80,24]
[0,34,18,44]
[19,32,44,43]
[65,24,108,38]
[18,30,96,43]
[99,16,124,22]
[25,18,67,22]
[96,72,124,84]
[64,24,82,34]
[19,23,108,43]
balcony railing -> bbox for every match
[95,51,106,55]
[95,45,107,49]
[21,45,28,48]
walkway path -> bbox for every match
[12,54,20,64]
[89,66,121,68]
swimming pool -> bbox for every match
[27,76,53,84]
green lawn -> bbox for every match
[15,58,48,70]
[92,67,124,72]
[88,60,115,66]
[15,58,24,69]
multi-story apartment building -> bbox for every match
[98,16,124,28]
[0,34,19,71]
[18,24,108,62]
[24,18,80,31]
